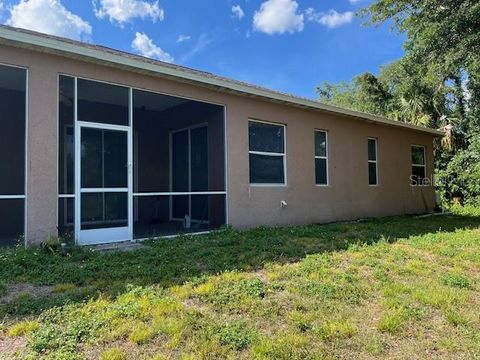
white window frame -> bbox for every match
[314,129,329,186]
[248,119,287,187]
[368,137,378,186]
[411,145,427,186]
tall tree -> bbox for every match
[318,0,480,135]
[361,0,480,74]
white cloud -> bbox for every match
[6,0,91,40]
[231,5,244,20]
[305,8,354,28]
[179,33,211,63]
[94,0,163,25]
[176,34,191,43]
[349,0,362,3]
[253,0,304,35]
[131,32,173,63]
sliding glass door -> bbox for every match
[171,125,209,224]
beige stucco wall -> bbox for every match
[0,44,436,245]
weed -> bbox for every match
[444,308,471,327]
[99,348,126,360]
[441,272,472,289]
[252,333,312,360]
[128,322,155,344]
[378,308,407,334]
[53,283,77,293]
[218,321,257,350]
[314,320,357,341]
[7,320,40,336]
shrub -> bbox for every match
[436,131,480,206]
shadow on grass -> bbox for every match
[0,212,479,316]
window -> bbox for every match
[314,130,328,185]
[368,138,378,186]
[0,64,27,246]
[249,121,286,185]
[58,75,75,236]
[411,146,426,185]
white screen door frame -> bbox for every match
[74,121,133,245]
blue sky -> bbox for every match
[0,0,405,99]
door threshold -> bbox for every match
[87,241,145,253]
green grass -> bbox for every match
[0,207,479,358]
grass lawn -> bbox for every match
[0,206,479,359]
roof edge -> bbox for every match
[0,25,444,137]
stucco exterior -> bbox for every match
[0,34,438,246]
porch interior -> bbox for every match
[58,77,226,242]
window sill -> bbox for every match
[249,184,287,188]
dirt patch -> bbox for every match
[0,336,27,359]
[0,283,54,304]
[182,298,209,313]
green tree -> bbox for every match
[317,0,480,205]
[318,0,480,135]
[361,0,480,73]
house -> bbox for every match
[0,25,442,247]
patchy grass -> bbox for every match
[0,208,479,358]
[99,348,127,360]
[7,320,39,337]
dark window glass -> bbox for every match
[172,195,189,219]
[411,166,426,185]
[368,139,377,161]
[315,131,327,157]
[0,199,24,247]
[369,162,378,185]
[411,146,425,165]
[191,194,209,221]
[249,122,284,153]
[249,154,285,184]
[133,194,225,239]
[59,76,75,194]
[190,126,208,191]
[172,130,189,192]
[0,65,26,195]
[81,128,128,188]
[77,79,129,126]
[58,198,74,237]
[103,130,128,188]
[315,158,327,185]
[133,89,225,193]
[81,192,127,230]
